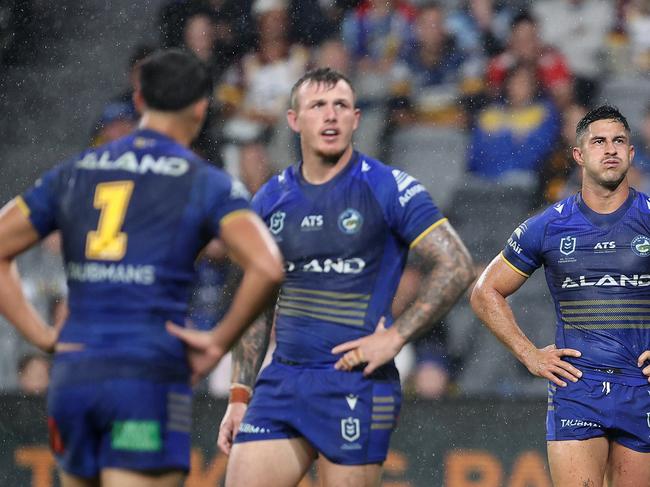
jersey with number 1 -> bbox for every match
[18,129,250,381]
[252,151,445,365]
[502,189,650,385]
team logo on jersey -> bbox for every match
[341,417,360,442]
[338,209,363,234]
[632,235,650,257]
[560,236,576,256]
[269,211,286,235]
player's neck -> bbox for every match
[580,179,630,214]
[138,113,195,147]
[301,146,354,185]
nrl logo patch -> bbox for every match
[341,417,360,442]
[269,211,286,235]
[560,236,576,256]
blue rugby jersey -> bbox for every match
[252,151,445,365]
[502,189,650,385]
[17,129,250,377]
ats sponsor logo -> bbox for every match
[300,214,323,231]
[593,241,615,253]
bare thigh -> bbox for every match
[59,471,99,487]
[606,441,650,487]
[226,438,317,487]
[317,456,382,487]
[100,468,185,487]
[548,438,609,487]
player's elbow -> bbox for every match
[469,278,489,316]
[258,254,285,287]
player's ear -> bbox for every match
[193,98,209,121]
[287,109,300,134]
[133,89,146,114]
[572,146,584,167]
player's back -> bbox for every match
[20,129,248,379]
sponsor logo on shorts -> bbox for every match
[111,420,162,452]
[239,423,270,434]
[345,394,358,411]
[341,417,360,442]
[560,419,601,429]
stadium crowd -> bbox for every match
[2,0,650,400]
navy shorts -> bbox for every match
[47,377,192,478]
[546,377,650,452]
[234,359,402,465]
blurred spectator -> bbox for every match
[0,234,66,390]
[288,0,354,46]
[90,101,139,147]
[341,0,415,101]
[624,0,650,73]
[635,103,650,171]
[389,2,466,127]
[538,103,587,205]
[468,62,560,185]
[533,0,614,106]
[220,0,308,190]
[486,12,573,109]
[159,0,254,57]
[311,38,353,74]
[17,353,50,396]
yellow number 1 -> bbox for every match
[85,181,134,260]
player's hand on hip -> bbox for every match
[166,321,225,384]
[638,351,650,382]
[332,317,405,376]
[218,402,247,455]
[524,344,582,387]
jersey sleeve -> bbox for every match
[377,169,446,248]
[501,215,545,277]
[18,165,64,237]
[200,167,251,238]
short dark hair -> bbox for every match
[289,67,355,110]
[511,11,535,29]
[576,105,630,144]
[139,48,212,111]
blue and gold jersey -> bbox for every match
[253,151,444,365]
[502,189,650,385]
[17,129,249,377]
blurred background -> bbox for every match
[1,0,649,484]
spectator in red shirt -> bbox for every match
[486,12,573,109]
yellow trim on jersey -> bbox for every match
[561,307,650,314]
[14,196,31,217]
[278,300,367,318]
[280,294,369,309]
[499,252,529,277]
[278,307,365,327]
[372,395,395,403]
[283,287,370,301]
[409,218,448,249]
[564,323,650,330]
[560,299,650,307]
[370,423,393,430]
[219,209,253,227]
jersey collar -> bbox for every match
[576,188,636,229]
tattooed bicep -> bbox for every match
[411,220,472,267]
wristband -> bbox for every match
[229,383,252,404]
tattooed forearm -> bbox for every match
[231,305,274,389]
[395,221,474,342]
